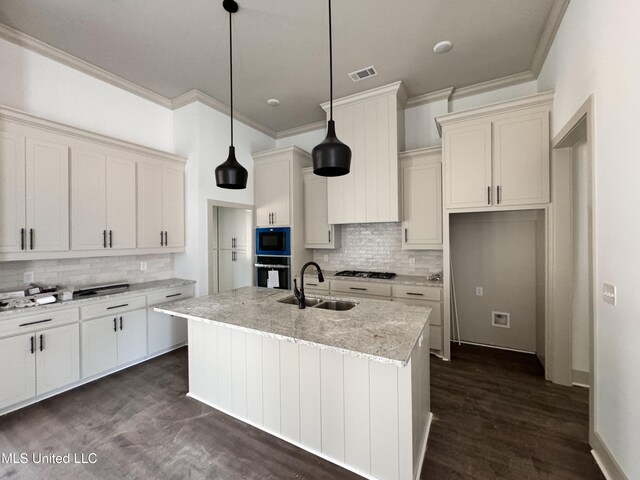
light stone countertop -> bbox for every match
[0,278,196,318]
[302,271,443,288]
[155,286,431,367]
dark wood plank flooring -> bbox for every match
[0,344,604,480]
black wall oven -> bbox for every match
[255,256,290,290]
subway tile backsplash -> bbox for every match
[314,223,442,277]
[0,254,175,291]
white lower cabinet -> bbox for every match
[81,308,147,378]
[0,324,80,410]
[147,286,195,355]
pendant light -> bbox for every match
[312,0,351,177]
[215,0,248,189]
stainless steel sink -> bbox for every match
[277,296,324,307]
[314,300,358,311]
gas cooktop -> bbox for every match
[335,270,397,280]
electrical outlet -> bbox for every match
[140,262,148,271]
[23,271,34,284]
[323,254,329,262]
[409,258,416,266]
[476,287,483,296]
[603,283,616,306]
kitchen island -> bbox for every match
[156,287,432,480]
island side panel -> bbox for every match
[412,331,431,480]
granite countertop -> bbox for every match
[0,278,196,318]
[310,271,443,288]
[155,286,431,367]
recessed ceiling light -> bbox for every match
[267,98,280,106]
[433,40,453,54]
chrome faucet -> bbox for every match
[293,262,325,309]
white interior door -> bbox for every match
[35,324,80,396]
[162,165,185,248]
[82,316,118,378]
[147,307,174,355]
[106,155,137,249]
[117,309,147,366]
[402,162,442,248]
[71,148,107,250]
[0,131,26,253]
[137,162,164,248]
[26,138,69,252]
[0,333,36,410]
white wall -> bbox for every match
[538,1,640,476]
[0,38,173,151]
[276,128,324,153]
[173,102,275,295]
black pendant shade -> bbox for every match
[215,146,248,189]
[216,0,248,189]
[312,0,351,178]
[312,120,351,176]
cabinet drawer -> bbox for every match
[392,285,441,301]
[147,286,195,306]
[391,298,441,326]
[330,280,391,298]
[81,295,146,320]
[0,308,80,338]
[294,276,329,292]
[429,325,442,351]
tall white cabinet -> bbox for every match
[303,168,337,249]
[254,154,291,227]
[217,207,252,293]
[320,81,407,224]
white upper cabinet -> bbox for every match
[400,148,442,250]
[321,82,406,224]
[0,129,69,254]
[438,92,552,211]
[303,168,336,249]
[71,150,136,250]
[138,159,185,249]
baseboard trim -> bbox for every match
[458,340,535,355]
[572,368,590,387]
[591,431,629,480]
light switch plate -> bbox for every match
[140,262,148,271]
[23,271,34,284]
[323,255,329,262]
[409,258,416,266]
[476,287,483,296]
[603,283,616,306]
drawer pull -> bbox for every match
[166,293,182,298]
[349,287,367,291]
[107,303,129,310]
[306,283,318,287]
[406,292,424,296]
[19,318,53,327]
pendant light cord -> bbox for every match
[229,10,234,146]
[328,0,333,121]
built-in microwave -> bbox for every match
[256,227,290,256]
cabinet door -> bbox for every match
[147,307,174,355]
[233,249,253,289]
[402,161,442,249]
[137,162,164,248]
[82,316,118,378]
[234,208,251,250]
[217,207,235,250]
[270,159,291,226]
[117,309,147,366]
[71,149,107,250]
[218,249,235,292]
[493,111,550,206]
[25,138,69,252]
[172,316,188,347]
[106,155,136,249]
[0,131,26,253]
[327,105,358,224]
[162,165,185,248]
[443,123,492,209]
[0,333,36,410]
[304,171,334,248]
[254,161,272,227]
[36,324,80,396]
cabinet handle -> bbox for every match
[328,230,331,243]
[109,230,113,248]
[119,316,123,330]
[497,185,501,205]
[350,287,367,291]
[19,318,52,327]
[107,303,128,310]
[307,283,318,287]
[20,228,25,250]
[269,212,273,225]
[166,293,182,298]
[30,336,35,354]
[39,334,44,352]
[406,292,424,296]
[405,228,408,242]
[103,230,107,248]
[30,229,34,250]
[272,212,276,224]
[164,231,168,246]
[113,318,117,332]
[160,231,164,246]
[487,186,491,205]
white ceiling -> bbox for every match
[0,0,559,132]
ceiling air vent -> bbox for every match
[348,66,378,83]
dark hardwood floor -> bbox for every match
[0,344,604,480]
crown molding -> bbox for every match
[406,87,454,108]
[530,0,571,76]
[320,81,406,112]
[451,71,536,100]
[171,89,276,138]
[0,23,173,109]
[251,145,311,160]
[435,90,554,134]
[0,104,186,164]
[275,121,326,139]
